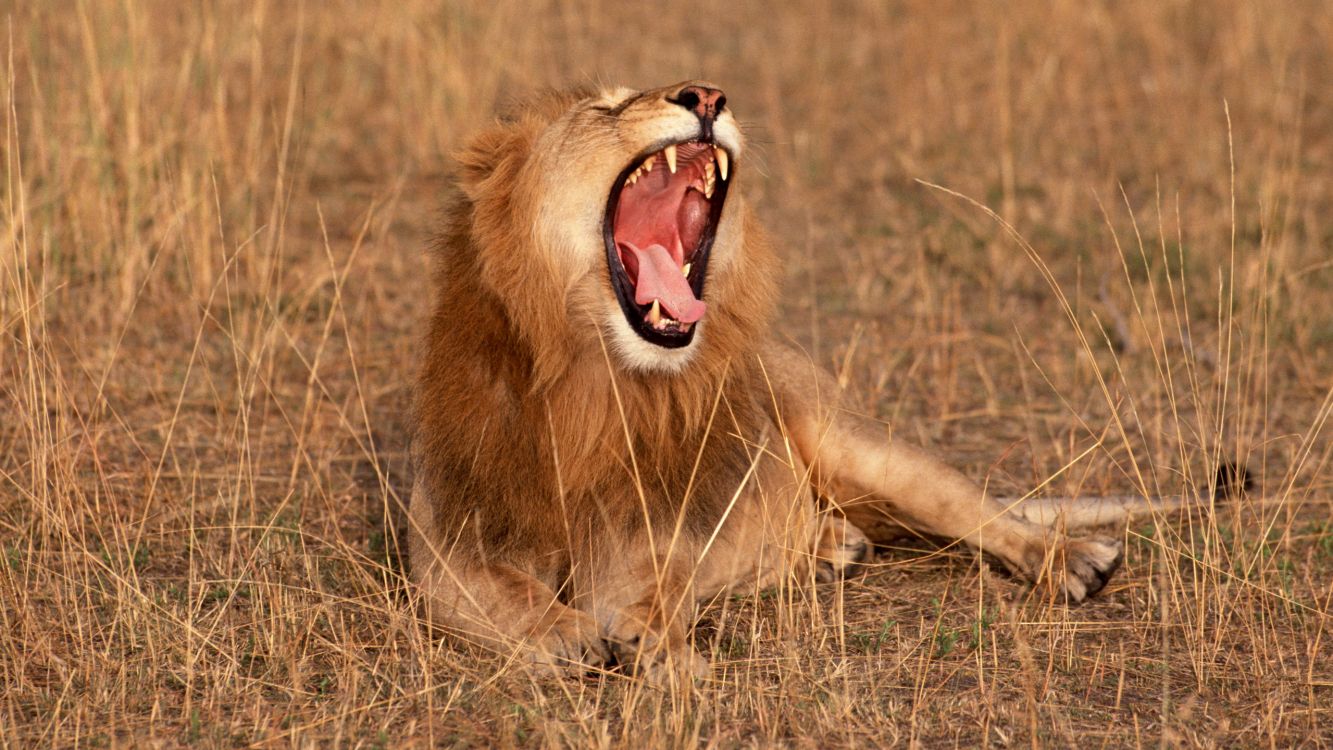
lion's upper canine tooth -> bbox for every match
[715,146,728,180]
[664,144,677,174]
[647,299,662,325]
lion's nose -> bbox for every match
[670,84,726,140]
[671,85,726,121]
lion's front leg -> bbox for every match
[582,451,826,683]
[413,556,612,673]
[408,480,611,674]
[583,550,709,685]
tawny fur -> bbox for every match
[409,82,1130,681]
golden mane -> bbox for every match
[414,86,778,552]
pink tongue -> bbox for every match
[619,241,707,324]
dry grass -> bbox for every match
[3,0,1331,747]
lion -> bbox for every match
[407,81,1223,682]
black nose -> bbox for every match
[670,85,726,140]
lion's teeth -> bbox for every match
[715,147,728,180]
[704,176,714,199]
[647,299,662,325]
[664,144,677,174]
[642,156,654,173]
[682,263,691,277]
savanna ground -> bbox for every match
[2,1,1331,747]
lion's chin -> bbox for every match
[603,139,732,351]
[603,309,702,374]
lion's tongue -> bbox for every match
[619,241,707,324]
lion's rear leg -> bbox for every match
[818,429,1124,602]
[763,344,1123,603]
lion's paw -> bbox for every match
[814,516,872,583]
[524,608,612,676]
[636,646,710,687]
[1045,536,1124,604]
[604,618,710,686]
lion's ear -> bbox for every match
[453,129,507,188]
[454,88,589,194]
[453,126,528,195]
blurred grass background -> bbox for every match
[2,1,1330,746]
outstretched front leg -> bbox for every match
[761,344,1123,603]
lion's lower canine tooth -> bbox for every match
[648,299,662,324]
[664,144,677,174]
[682,263,692,277]
[715,147,728,180]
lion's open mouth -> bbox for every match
[603,140,731,348]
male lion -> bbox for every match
[410,81,1160,681]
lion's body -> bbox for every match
[409,82,1126,679]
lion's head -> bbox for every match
[445,81,772,378]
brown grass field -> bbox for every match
[3,1,1332,747]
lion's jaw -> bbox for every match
[529,82,745,374]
